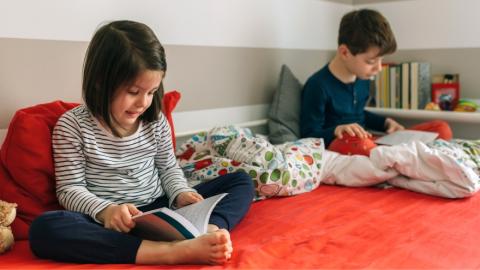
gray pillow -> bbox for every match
[268,64,303,144]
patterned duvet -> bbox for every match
[176,126,480,199]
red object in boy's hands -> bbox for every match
[328,133,377,156]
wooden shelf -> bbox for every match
[366,107,480,124]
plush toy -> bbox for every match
[454,99,478,112]
[0,200,17,254]
[424,102,441,111]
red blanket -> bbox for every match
[2,185,480,269]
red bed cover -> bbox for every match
[2,185,480,269]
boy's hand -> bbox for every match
[334,123,372,139]
[384,118,405,134]
[96,204,141,233]
[176,191,204,208]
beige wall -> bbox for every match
[2,37,480,130]
[353,0,408,4]
[2,0,480,137]
[0,38,334,128]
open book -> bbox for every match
[132,193,227,241]
[375,130,438,146]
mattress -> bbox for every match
[2,185,480,269]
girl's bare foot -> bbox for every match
[207,224,220,233]
[136,229,233,265]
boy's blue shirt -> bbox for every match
[300,64,386,146]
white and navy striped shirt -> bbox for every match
[52,105,195,222]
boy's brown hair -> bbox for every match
[338,9,397,56]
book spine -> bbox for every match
[382,66,389,108]
[401,62,410,109]
[374,73,381,108]
[417,62,431,110]
[410,62,419,110]
[389,65,396,109]
[395,65,402,108]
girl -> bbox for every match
[29,20,254,265]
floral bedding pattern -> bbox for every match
[428,139,480,178]
[176,126,325,200]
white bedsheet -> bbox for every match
[371,140,480,198]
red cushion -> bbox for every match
[409,120,453,141]
[0,101,78,239]
[0,92,180,240]
[162,90,181,149]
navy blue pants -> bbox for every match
[29,172,254,264]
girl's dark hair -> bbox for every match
[338,9,397,56]
[82,20,166,136]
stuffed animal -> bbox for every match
[0,200,17,254]
[424,102,441,111]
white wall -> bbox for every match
[0,0,349,50]
[4,0,477,51]
[0,0,350,131]
[356,0,480,49]
[2,0,479,135]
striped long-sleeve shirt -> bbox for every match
[52,105,195,222]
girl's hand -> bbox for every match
[175,192,204,208]
[96,204,141,233]
[384,118,405,134]
[334,123,372,139]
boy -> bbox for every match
[300,9,451,156]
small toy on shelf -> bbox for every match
[431,74,460,111]
[0,200,17,254]
[454,99,478,112]
[424,102,441,111]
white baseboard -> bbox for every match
[173,104,269,137]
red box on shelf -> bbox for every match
[431,83,460,110]
[431,73,460,111]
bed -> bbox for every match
[3,180,480,268]
[1,98,480,269]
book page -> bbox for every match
[132,207,200,241]
[375,130,438,146]
[175,193,228,234]
[131,193,228,241]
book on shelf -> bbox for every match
[132,193,227,241]
[371,61,431,110]
[372,63,396,108]
[367,79,377,107]
[373,65,386,108]
[375,130,438,146]
[410,62,432,110]
[390,65,402,109]
[401,62,410,109]
[382,64,390,108]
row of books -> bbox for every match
[370,62,431,110]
